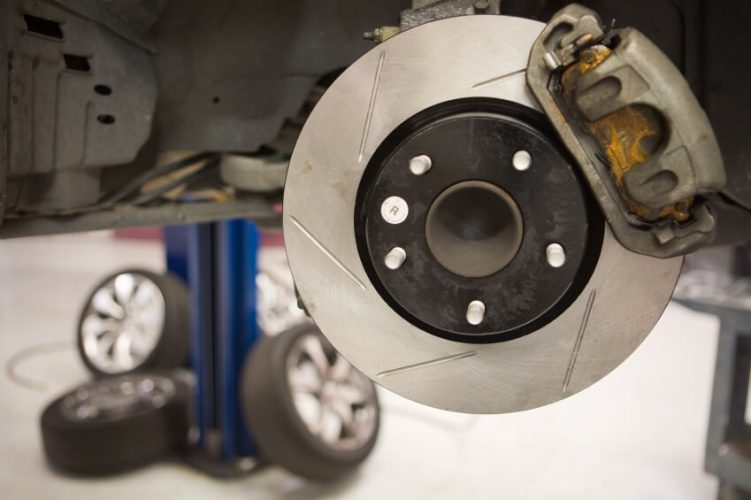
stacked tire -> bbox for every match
[40,269,191,475]
[41,268,381,480]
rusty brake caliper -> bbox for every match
[527,4,726,258]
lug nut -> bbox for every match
[409,155,432,176]
[381,196,409,224]
[466,300,486,325]
[384,247,407,270]
[546,243,566,268]
[512,150,532,171]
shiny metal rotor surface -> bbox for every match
[283,15,682,413]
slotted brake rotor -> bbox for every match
[283,15,682,414]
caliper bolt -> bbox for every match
[546,243,566,268]
[384,247,407,270]
[543,51,561,70]
[381,196,409,224]
[409,154,433,175]
[466,300,486,325]
[512,150,532,171]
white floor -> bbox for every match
[0,232,721,499]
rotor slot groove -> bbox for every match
[562,289,597,393]
[377,351,477,378]
[289,216,367,291]
[358,50,386,163]
[471,68,526,89]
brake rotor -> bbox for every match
[283,15,682,414]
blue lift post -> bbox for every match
[164,219,260,463]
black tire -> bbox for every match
[241,323,380,481]
[40,373,190,476]
[719,482,751,500]
[77,269,189,377]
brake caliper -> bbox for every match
[527,4,725,258]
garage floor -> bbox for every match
[0,231,720,499]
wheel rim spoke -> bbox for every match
[329,355,352,382]
[92,288,125,319]
[292,392,321,431]
[132,280,158,307]
[114,273,137,305]
[319,405,343,444]
[329,398,354,431]
[113,333,133,369]
[129,329,151,358]
[289,363,322,394]
[337,382,369,406]
[301,335,330,378]
[91,330,117,360]
[82,315,120,336]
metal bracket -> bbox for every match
[527,4,726,258]
[364,0,501,42]
[673,270,751,493]
[401,0,501,30]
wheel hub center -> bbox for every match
[354,99,602,342]
[425,180,523,278]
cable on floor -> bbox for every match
[4,340,74,391]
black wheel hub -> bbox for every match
[355,99,604,343]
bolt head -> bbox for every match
[381,196,409,224]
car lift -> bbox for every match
[164,220,261,472]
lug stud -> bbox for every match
[384,247,407,270]
[409,154,433,175]
[512,150,532,171]
[546,243,566,268]
[466,300,486,325]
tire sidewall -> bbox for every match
[242,322,380,478]
[40,373,190,475]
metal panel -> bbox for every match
[675,273,751,493]
[153,0,410,152]
[0,196,279,239]
[705,324,751,492]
